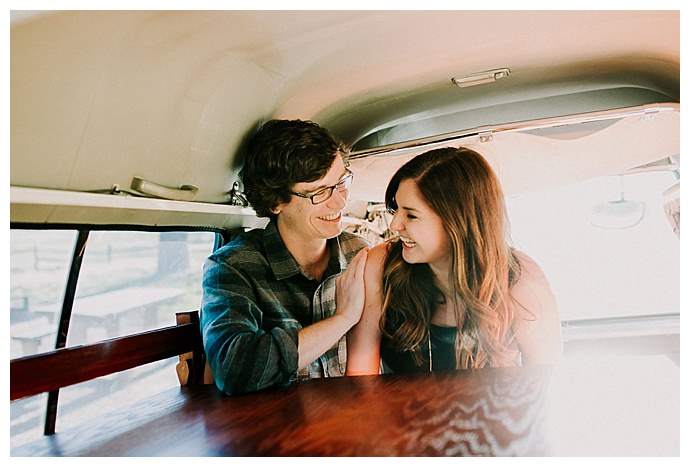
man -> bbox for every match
[201,119,369,395]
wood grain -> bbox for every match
[11,366,555,456]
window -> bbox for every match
[506,170,679,321]
[10,228,217,449]
[10,229,76,358]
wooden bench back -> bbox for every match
[10,310,212,402]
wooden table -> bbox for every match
[10,358,679,456]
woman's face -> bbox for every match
[389,178,451,273]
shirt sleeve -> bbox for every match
[200,255,300,395]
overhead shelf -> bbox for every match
[10,186,268,230]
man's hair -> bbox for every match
[239,119,350,218]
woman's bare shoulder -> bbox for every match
[368,241,391,262]
[513,250,548,283]
[511,250,556,316]
[363,241,392,284]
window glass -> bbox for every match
[10,229,75,358]
[10,229,216,449]
[506,170,679,321]
[67,231,212,344]
[11,229,75,447]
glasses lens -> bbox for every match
[337,173,353,191]
[311,188,332,204]
[310,173,353,204]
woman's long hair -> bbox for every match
[380,147,524,368]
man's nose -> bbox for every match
[327,187,347,209]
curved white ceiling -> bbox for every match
[10,10,680,206]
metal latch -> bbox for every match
[130,177,199,201]
[479,130,494,143]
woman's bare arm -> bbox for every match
[511,251,563,365]
[345,243,389,375]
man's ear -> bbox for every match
[270,204,283,215]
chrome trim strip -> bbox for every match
[560,312,680,341]
[349,103,680,160]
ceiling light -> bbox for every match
[452,68,510,88]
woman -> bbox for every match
[346,147,562,375]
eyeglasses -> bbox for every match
[290,170,354,205]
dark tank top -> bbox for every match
[380,323,457,373]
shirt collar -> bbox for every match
[330,236,348,272]
[263,220,348,281]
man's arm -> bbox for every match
[201,247,368,395]
[201,255,303,395]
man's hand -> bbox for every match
[334,247,369,327]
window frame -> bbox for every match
[10,222,226,437]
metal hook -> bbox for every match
[227,181,249,207]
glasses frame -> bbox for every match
[290,170,354,205]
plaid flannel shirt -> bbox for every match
[201,220,368,395]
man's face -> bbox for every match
[274,156,351,242]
